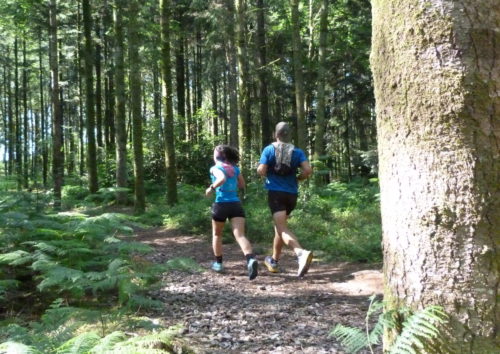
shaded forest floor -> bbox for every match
[136,227,383,353]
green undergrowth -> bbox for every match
[137,178,382,262]
[0,189,197,353]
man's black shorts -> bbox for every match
[267,190,298,215]
[211,202,245,222]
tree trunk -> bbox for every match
[211,78,218,136]
[83,0,99,193]
[160,0,178,205]
[313,0,327,161]
[95,17,104,148]
[128,0,146,213]
[256,0,270,149]
[371,0,500,351]
[49,0,64,209]
[114,0,128,204]
[22,38,29,189]
[14,38,22,190]
[184,40,192,141]
[290,0,306,149]
[235,0,251,165]
[175,8,186,141]
[38,34,48,187]
[104,0,115,154]
[225,0,239,148]
[6,48,14,177]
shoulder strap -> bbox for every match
[273,142,295,166]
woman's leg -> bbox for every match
[230,217,253,255]
[212,219,225,258]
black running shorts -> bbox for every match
[267,190,298,216]
[211,202,245,222]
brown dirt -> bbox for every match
[136,228,383,354]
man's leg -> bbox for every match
[272,224,284,261]
[272,210,304,256]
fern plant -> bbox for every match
[330,295,448,354]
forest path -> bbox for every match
[136,228,383,354]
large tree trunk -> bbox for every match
[235,0,251,166]
[6,48,14,177]
[371,0,500,351]
[256,0,270,149]
[104,0,115,154]
[290,0,306,149]
[14,38,22,190]
[95,17,104,148]
[22,38,29,189]
[49,0,64,209]
[160,0,178,205]
[128,0,145,213]
[38,35,47,186]
[175,5,186,142]
[83,0,99,193]
[114,0,128,204]
[313,0,327,160]
[225,0,239,148]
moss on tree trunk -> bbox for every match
[371,0,500,351]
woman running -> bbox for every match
[205,145,258,280]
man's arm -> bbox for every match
[297,161,312,181]
[257,163,268,177]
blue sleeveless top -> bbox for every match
[210,164,240,203]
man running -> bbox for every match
[257,122,313,277]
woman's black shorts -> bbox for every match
[211,201,245,222]
[267,190,298,215]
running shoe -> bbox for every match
[264,256,279,273]
[247,258,258,280]
[297,250,313,277]
[211,261,224,273]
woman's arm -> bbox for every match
[237,173,246,189]
[205,168,226,196]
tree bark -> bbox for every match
[104,0,115,154]
[38,34,48,186]
[175,5,186,142]
[160,0,178,205]
[114,0,128,204]
[371,0,500,351]
[290,0,306,149]
[128,0,145,213]
[235,0,251,165]
[22,38,29,189]
[225,0,239,148]
[313,0,327,160]
[83,0,99,193]
[256,0,270,149]
[14,38,22,190]
[49,0,64,209]
[95,16,104,148]
[6,47,14,176]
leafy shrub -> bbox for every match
[62,185,89,209]
[330,295,449,354]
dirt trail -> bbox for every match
[137,228,383,354]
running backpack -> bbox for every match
[272,142,295,176]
